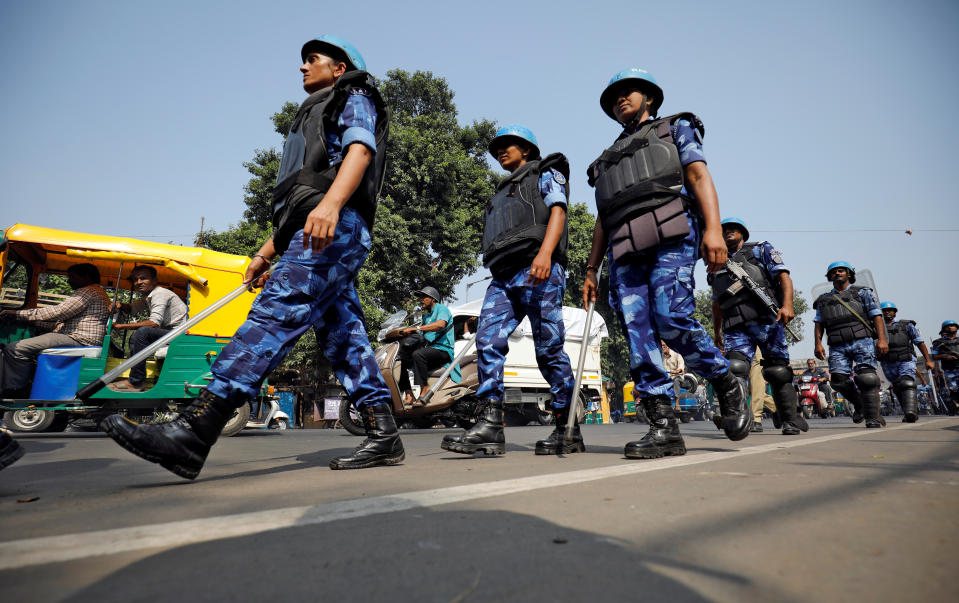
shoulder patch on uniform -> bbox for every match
[552,170,566,185]
[769,248,784,264]
[349,88,371,96]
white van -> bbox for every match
[448,300,608,425]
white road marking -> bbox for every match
[0,419,948,571]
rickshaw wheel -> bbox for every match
[3,409,62,432]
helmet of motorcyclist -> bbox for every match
[301,34,366,71]
[825,260,856,284]
[599,68,664,121]
[488,125,540,160]
[413,286,441,303]
[880,301,898,311]
[720,217,750,241]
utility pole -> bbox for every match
[198,216,205,248]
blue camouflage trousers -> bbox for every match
[724,321,789,362]
[880,359,917,384]
[609,228,728,398]
[475,263,574,408]
[827,337,877,375]
[206,208,391,411]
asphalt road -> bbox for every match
[1,415,958,603]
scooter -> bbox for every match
[672,374,701,423]
[246,396,291,430]
[799,375,829,419]
[337,311,480,435]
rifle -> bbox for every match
[723,260,801,341]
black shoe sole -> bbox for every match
[0,440,25,470]
[329,451,406,470]
[446,442,506,456]
[902,414,918,423]
[624,441,686,459]
[102,417,202,480]
[534,442,586,455]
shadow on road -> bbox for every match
[42,509,723,603]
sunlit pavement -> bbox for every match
[2,415,957,602]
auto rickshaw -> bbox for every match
[0,224,260,435]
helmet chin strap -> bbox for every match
[622,92,652,130]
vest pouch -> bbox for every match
[608,198,689,262]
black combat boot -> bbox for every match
[330,403,405,469]
[625,397,686,459]
[772,387,808,436]
[444,398,505,456]
[441,398,486,450]
[709,370,751,442]
[535,405,585,455]
[102,389,236,479]
[0,428,25,470]
[949,393,959,416]
[839,388,864,423]
[862,390,884,428]
[894,381,918,423]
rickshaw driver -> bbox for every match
[0,263,111,397]
[102,35,402,479]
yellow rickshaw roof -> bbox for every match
[2,224,249,273]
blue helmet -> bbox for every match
[880,302,897,311]
[942,320,958,330]
[301,34,366,72]
[488,124,540,160]
[720,217,750,241]
[825,261,856,283]
[600,68,664,121]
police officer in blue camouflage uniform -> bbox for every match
[931,319,959,415]
[813,262,888,428]
[102,35,403,478]
[582,68,750,459]
[708,218,808,435]
[877,302,934,423]
[442,125,578,456]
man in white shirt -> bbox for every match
[109,265,187,392]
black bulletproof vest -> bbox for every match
[934,337,959,370]
[271,70,390,251]
[481,153,569,278]
[814,286,874,346]
[710,243,778,331]
[885,320,916,361]
[588,112,703,233]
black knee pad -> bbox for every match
[726,350,750,379]
[894,377,916,392]
[761,364,793,387]
[853,367,880,392]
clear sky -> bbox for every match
[1,0,957,359]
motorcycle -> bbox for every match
[338,311,480,435]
